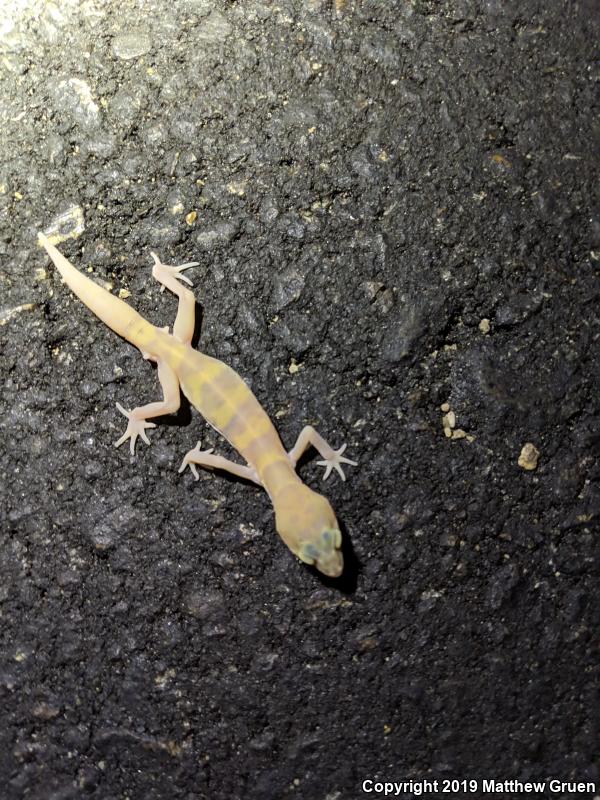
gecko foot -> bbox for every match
[316,443,358,482]
[114,402,157,455]
[150,253,199,293]
[179,440,214,481]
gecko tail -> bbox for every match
[38,233,151,346]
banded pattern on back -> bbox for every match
[178,351,295,491]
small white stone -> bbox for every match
[518,443,540,470]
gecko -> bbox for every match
[38,234,356,578]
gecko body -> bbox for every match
[39,234,356,577]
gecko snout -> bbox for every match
[297,527,343,578]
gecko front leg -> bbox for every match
[288,425,357,481]
[115,360,180,454]
[150,252,199,345]
[179,441,261,485]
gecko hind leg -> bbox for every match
[179,441,261,486]
[150,252,199,345]
[288,425,357,481]
[115,360,181,455]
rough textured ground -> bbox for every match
[0,1,598,799]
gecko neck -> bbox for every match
[260,460,303,504]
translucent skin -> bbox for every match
[38,233,353,577]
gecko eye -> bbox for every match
[298,543,319,565]
[321,528,342,549]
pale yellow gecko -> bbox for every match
[38,234,356,577]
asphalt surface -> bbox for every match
[0,1,598,799]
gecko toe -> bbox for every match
[114,405,156,455]
[316,444,357,482]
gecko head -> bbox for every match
[297,526,343,578]
[275,488,344,578]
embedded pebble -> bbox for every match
[442,407,456,437]
[44,205,85,243]
[444,410,456,429]
[196,221,237,250]
[112,30,152,60]
[32,702,60,720]
[184,589,227,621]
[487,562,520,609]
[51,78,100,129]
[197,11,232,41]
[271,268,306,311]
[518,442,540,470]
[286,220,306,239]
[89,523,119,551]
